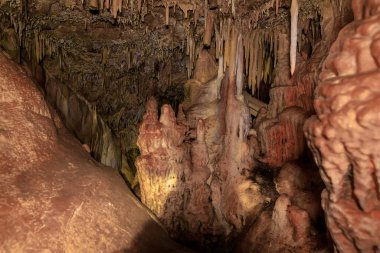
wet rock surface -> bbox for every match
[0,51,192,253]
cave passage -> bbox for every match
[1,0,380,253]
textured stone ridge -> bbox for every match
[304,6,380,253]
[0,51,192,253]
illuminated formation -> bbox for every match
[2,0,380,252]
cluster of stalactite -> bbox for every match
[2,0,327,105]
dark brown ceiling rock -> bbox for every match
[0,51,192,253]
[305,3,380,252]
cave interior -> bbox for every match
[1,0,380,252]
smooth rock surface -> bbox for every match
[0,51,193,253]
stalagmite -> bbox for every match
[290,0,298,75]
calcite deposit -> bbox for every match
[4,0,380,252]
[135,1,352,247]
[305,2,380,252]
[0,51,192,253]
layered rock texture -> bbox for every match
[305,2,380,252]
[0,51,192,253]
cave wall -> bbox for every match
[0,0,191,186]
[305,1,380,252]
[2,0,375,252]
[0,50,193,253]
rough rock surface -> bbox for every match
[0,51,192,253]
[304,3,380,252]
[236,194,321,253]
[135,25,335,252]
[136,35,269,252]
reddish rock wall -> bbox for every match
[0,51,192,253]
[305,2,380,252]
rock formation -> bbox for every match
[305,2,380,252]
[135,8,350,248]
[4,0,380,252]
[0,51,192,252]
[136,32,268,250]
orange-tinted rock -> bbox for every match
[255,106,307,167]
[305,11,380,253]
[0,51,192,253]
[136,98,190,234]
[236,194,319,253]
[136,35,267,247]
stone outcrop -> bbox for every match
[0,51,192,253]
[304,2,380,252]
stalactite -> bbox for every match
[105,0,110,10]
[223,19,232,71]
[256,33,263,95]
[243,33,249,76]
[138,0,142,12]
[250,32,258,95]
[112,0,118,18]
[215,24,221,59]
[118,0,123,15]
[186,33,196,78]
[236,34,244,97]
[178,3,194,18]
[203,12,214,46]
[194,8,199,26]
[232,0,236,17]
[165,3,169,25]
[204,0,208,29]
[274,33,278,67]
[141,0,148,21]
[276,0,279,15]
[100,0,104,12]
[229,27,237,79]
[290,0,298,75]
[89,0,98,9]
